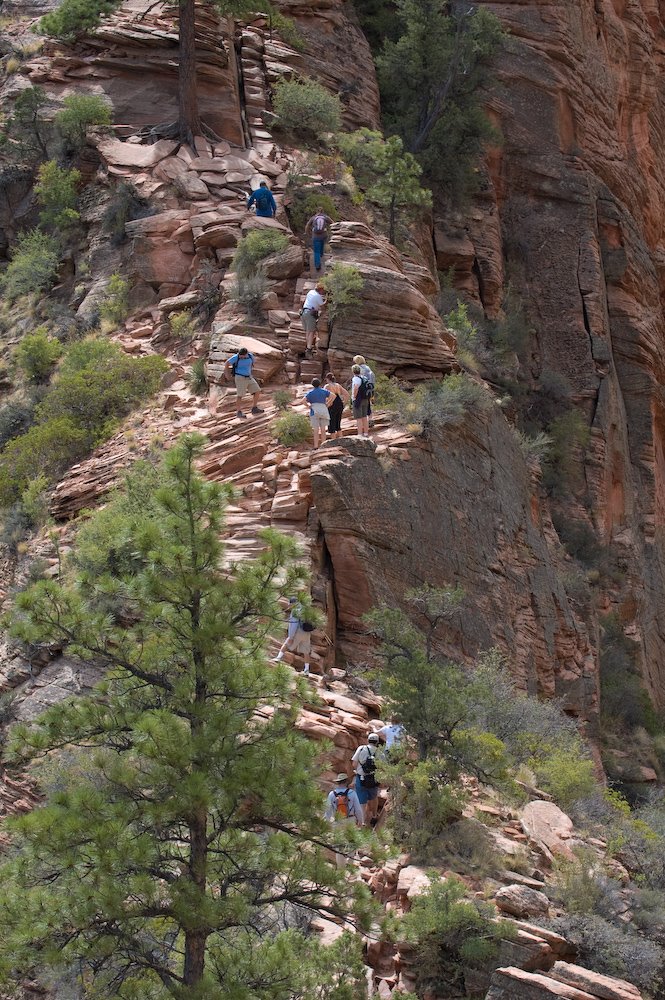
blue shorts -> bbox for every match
[355,774,379,804]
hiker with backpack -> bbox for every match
[247,181,277,218]
[300,282,326,355]
[324,773,363,826]
[304,377,332,450]
[305,207,334,272]
[273,597,314,675]
[324,372,349,440]
[351,732,380,826]
[350,363,374,439]
[224,347,264,420]
[353,355,376,384]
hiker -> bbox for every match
[378,714,405,752]
[324,372,349,440]
[224,347,264,420]
[304,206,334,272]
[304,377,332,450]
[353,355,376,384]
[324,773,363,827]
[351,732,380,826]
[247,181,276,218]
[273,596,313,675]
[351,363,372,439]
[300,282,326,355]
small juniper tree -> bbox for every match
[0,435,368,997]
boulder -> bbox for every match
[207,328,284,385]
[486,968,596,1000]
[547,963,642,1000]
[97,138,178,169]
[395,865,431,904]
[521,802,575,863]
[261,245,304,280]
[494,884,550,919]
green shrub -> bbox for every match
[15,327,62,383]
[0,399,38,449]
[40,0,121,39]
[58,336,118,375]
[548,914,662,993]
[271,412,311,446]
[321,263,363,325]
[266,6,305,51]
[229,273,268,320]
[0,417,89,505]
[54,93,112,151]
[382,373,491,433]
[3,87,50,161]
[169,310,197,339]
[99,273,129,328]
[272,79,342,142]
[189,358,208,395]
[515,429,552,461]
[287,190,337,235]
[387,757,467,858]
[232,230,289,278]
[103,182,152,246]
[400,876,512,997]
[1,229,60,301]
[273,389,292,411]
[34,160,80,230]
[533,746,596,809]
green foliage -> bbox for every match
[54,93,112,151]
[40,0,121,40]
[288,189,337,235]
[321,263,363,325]
[98,273,129,328]
[265,5,306,51]
[337,129,431,243]
[0,417,89,505]
[102,181,152,245]
[400,876,512,997]
[533,746,596,809]
[34,160,80,229]
[0,435,363,996]
[0,398,38,449]
[542,408,590,494]
[169,309,197,339]
[377,0,504,197]
[14,327,62,383]
[386,757,467,855]
[273,78,343,142]
[378,372,491,434]
[273,389,292,411]
[515,429,552,462]
[3,86,50,160]
[189,358,208,395]
[232,229,290,278]
[0,229,61,301]
[229,272,268,319]
[548,914,663,993]
[272,412,312,446]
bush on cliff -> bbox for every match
[232,229,289,277]
[375,372,491,435]
[0,229,61,302]
[15,327,62,384]
[273,78,342,142]
[40,0,122,40]
[0,434,368,997]
[272,412,312,447]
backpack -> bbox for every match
[334,788,350,818]
[300,620,315,633]
[360,748,379,789]
[356,376,375,402]
[255,189,271,211]
[313,214,327,234]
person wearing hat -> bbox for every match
[324,773,363,826]
[351,732,381,826]
[300,282,326,356]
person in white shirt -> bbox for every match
[351,732,380,826]
[378,715,405,752]
[300,283,326,355]
[351,364,371,440]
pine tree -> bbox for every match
[0,435,367,998]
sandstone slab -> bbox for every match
[495,884,550,919]
[97,138,178,169]
[521,802,575,862]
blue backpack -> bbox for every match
[356,376,375,402]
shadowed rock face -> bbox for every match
[311,408,598,722]
[443,0,665,707]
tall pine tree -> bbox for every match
[0,435,367,998]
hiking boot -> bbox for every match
[236,410,246,419]
[251,406,264,415]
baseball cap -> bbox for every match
[368,733,379,743]
[335,772,348,783]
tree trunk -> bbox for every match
[179,0,202,145]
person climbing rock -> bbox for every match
[351,732,380,826]
[224,347,264,419]
[300,282,326,355]
[273,597,313,675]
[378,714,405,753]
[304,206,333,272]
[304,377,332,450]
[324,773,363,826]
[351,363,372,439]
[324,372,349,440]
[247,180,276,218]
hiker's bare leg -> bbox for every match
[252,390,260,406]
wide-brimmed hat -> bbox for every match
[368,733,379,743]
[335,772,349,783]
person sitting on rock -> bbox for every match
[225,347,264,420]
[324,773,363,826]
[273,597,313,675]
[304,377,332,450]
[300,282,326,356]
[324,372,349,440]
[247,180,276,218]
[304,206,334,272]
[351,732,380,826]
[351,364,372,440]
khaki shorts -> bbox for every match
[310,412,329,431]
[301,311,318,334]
[235,374,260,398]
[286,629,311,656]
[353,398,370,419]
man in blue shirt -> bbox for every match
[224,347,264,419]
[247,181,277,218]
[304,377,331,449]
